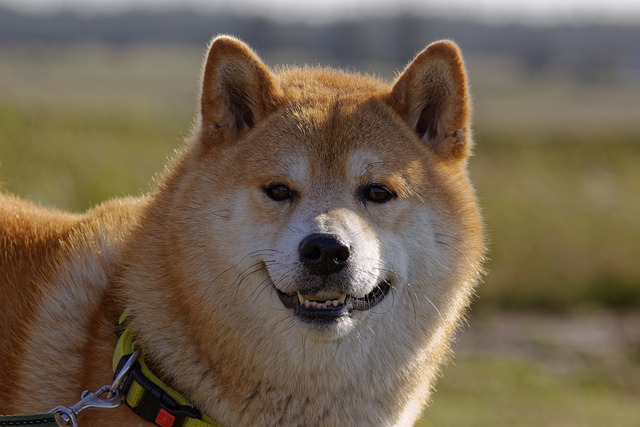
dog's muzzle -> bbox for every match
[273,233,391,321]
[275,280,391,321]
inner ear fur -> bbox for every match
[200,35,283,143]
[387,40,471,161]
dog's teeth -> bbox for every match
[298,294,348,310]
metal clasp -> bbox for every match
[50,386,121,427]
[109,349,141,397]
[49,350,140,426]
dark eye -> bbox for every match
[362,184,396,204]
[264,183,295,202]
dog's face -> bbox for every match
[153,37,483,349]
[207,98,437,339]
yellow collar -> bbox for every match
[112,310,221,427]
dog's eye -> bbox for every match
[362,184,396,204]
[264,183,295,202]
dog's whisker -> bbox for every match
[232,262,269,301]
[208,209,231,219]
[436,240,473,264]
[330,338,344,365]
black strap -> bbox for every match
[0,414,58,426]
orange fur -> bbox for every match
[0,36,485,426]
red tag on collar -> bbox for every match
[155,408,176,427]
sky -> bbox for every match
[1,0,640,24]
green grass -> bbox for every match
[0,102,185,210]
[0,44,198,209]
[419,353,640,427]
[471,133,640,312]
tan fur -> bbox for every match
[0,36,485,426]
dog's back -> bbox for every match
[0,194,143,413]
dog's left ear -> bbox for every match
[387,40,471,161]
[200,35,283,144]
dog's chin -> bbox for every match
[274,280,391,332]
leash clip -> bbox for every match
[49,349,140,426]
[50,386,121,427]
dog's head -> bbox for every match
[121,35,485,424]
[143,36,483,346]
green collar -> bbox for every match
[113,311,221,427]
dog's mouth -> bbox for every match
[275,280,391,321]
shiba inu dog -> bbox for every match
[0,36,485,426]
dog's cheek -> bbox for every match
[194,187,258,268]
[388,204,440,282]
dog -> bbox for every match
[0,35,485,426]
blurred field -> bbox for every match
[1,44,639,426]
[421,313,640,426]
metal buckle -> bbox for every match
[110,349,141,397]
[49,350,140,426]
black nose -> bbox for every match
[299,233,350,276]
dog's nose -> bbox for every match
[299,233,350,276]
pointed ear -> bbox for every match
[387,40,471,161]
[199,35,282,143]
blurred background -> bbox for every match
[0,0,639,425]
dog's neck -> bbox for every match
[124,307,441,427]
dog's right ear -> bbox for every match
[199,36,282,144]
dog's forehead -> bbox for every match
[266,105,392,172]
[272,151,310,183]
[235,96,424,187]
[346,149,384,177]
[277,97,406,152]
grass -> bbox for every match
[418,312,640,426]
[0,102,184,210]
[419,352,640,427]
[471,133,640,312]
[0,44,198,210]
